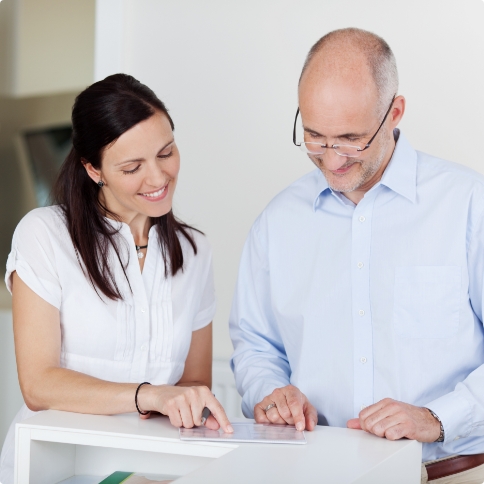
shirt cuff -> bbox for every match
[425,390,473,444]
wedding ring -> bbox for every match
[264,403,276,413]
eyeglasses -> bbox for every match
[292,95,396,158]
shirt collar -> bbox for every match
[379,129,417,204]
[312,129,417,210]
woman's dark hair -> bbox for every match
[52,73,198,300]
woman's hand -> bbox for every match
[138,384,233,433]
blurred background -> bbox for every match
[0,0,483,446]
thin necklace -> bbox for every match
[135,242,148,259]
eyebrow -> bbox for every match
[115,139,175,166]
[303,127,369,140]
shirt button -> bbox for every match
[359,216,366,222]
[358,309,365,316]
[360,357,367,364]
[141,308,146,313]
[141,344,148,351]
[357,262,364,269]
[360,404,366,411]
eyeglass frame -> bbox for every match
[292,95,396,156]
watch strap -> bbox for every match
[426,407,445,442]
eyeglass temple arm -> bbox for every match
[360,95,396,151]
[293,107,301,146]
[294,95,395,151]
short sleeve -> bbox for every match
[190,236,216,331]
[5,208,62,309]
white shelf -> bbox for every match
[57,477,102,484]
[56,473,180,484]
[15,410,422,484]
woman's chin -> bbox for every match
[133,198,173,218]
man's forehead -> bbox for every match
[300,75,376,106]
[298,80,379,136]
[301,101,370,121]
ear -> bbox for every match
[82,159,102,184]
[389,95,405,129]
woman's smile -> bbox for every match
[138,183,169,202]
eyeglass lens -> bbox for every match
[301,143,362,157]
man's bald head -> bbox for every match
[299,28,398,116]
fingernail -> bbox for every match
[227,425,234,433]
[296,422,304,431]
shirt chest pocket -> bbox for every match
[393,266,461,338]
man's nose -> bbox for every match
[320,149,349,171]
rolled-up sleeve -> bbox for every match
[229,214,291,417]
[5,210,62,309]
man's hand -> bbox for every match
[254,385,318,431]
[347,398,441,442]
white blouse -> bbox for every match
[0,206,216,484]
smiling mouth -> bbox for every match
[138,184,168,199]
[330,163,355,174]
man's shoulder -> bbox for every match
[263,169,322,216]
[417,151,484,191]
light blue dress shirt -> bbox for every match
[229,130,484,462]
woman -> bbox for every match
[0,74,232,483]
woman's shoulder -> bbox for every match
[17,205,65,230]
[13,206,67,242]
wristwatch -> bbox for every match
[426,408,445,442]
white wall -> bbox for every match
[95,0,484,359]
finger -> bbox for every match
[254,405,271,424]
[254,396,275,424]
[304,403,318,431]
[139,411,152,420]
[366,414,403,438]
[205,395,233,433]
[347,418,362,429]
[270,389,294,425]
[384,422,408,441]
[254,406,271,423]
[178,401,195,429]
[284,390,305,431]
[361,401,400,434]
[167,408,183,428]
[204,414,220,430]
[266,406,288,425]
[188,396,205,427]
[359,398,394,423]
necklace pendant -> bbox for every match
[137,251,144,259]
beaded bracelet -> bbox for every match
[135,381,152,415]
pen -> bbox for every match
[200,406,211,425]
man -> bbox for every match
[229,28,484,483]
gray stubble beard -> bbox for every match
[314,133,391,193]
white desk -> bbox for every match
[15,410,422,484]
